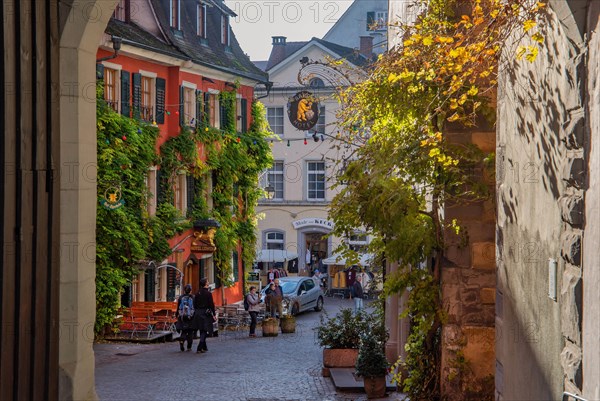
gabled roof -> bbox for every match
[109,0,267,83]
[265,40,308,71]
[265,37,369,72]
[149,0,267,82]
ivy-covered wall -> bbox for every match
[96,84,272,334]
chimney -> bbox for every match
[266,36,287,70]
[359,36,374,59]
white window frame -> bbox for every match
[265,231,285,250]
[263,161,284,200]
[208,89,220,128]
[182,81,197,126]
[221,15,230,46]
[306,161,326,201]
[306,105,325,136]
[267,107,284,137]
[197,4,207,38]
[170,0,181,29]
[102,61,123,113]
[139,70,157,122]
[375,11,388,30]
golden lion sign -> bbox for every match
[190,229,217,253]
[287,91,319,131]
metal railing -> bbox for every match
[563,392,588,401]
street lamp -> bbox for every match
[264,183,275,200]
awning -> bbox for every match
[322,253,373,266]
[255,249,299,263]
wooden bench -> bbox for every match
[130,302,178,332]
[119,307,159,338]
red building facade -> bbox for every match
[96,0,268,306]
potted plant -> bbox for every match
[315,309,364,376]
[280,313,296,333]
[356,334,389,399]
[261,317,279,337]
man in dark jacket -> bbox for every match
[266,278,284,318]
[352,275,364,314]
[193,278,216,353]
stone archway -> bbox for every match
[58,1,117,399]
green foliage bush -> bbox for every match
[315,307,387,349]
[355,334,389,378]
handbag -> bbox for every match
[205,309,213,317]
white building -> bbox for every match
[323,0,389,56]
[255,36,369,282]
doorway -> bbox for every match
[305,233,328,274]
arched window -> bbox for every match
[309,77,325,88]
[265,231,285,250]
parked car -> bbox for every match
[261,277,324,316]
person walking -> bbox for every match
[352,275,364,314]
[246,286,261,337]
[268,278,284,318]
[193,278,216,353]
[176,284,195,352]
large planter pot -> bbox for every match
[262,318,279,337]
[363,376,386,399]
[280,316,296,333]
[322,348,359,377]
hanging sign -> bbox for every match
[190,229,217,253]
[287,91,319,131]
[100,185,125,210]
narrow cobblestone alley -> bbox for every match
[95,297,408,401]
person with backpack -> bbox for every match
[245,286,261,337]
[176,284,195,352]
[193,278,216,353]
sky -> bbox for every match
[225,0,354,61]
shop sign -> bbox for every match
[100,185,125,210]
[190,230,217,253]
[292,218,334,230]
[287,91,319,131]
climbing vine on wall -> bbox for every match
[329,1,546,399]
[96,81,272,335]
[158,91,273,288]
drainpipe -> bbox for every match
[96,36,122,63]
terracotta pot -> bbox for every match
[262,318,279,337]
[322,348,359,368]
[363,376,386,399]
[280,317,296,333]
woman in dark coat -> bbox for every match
[193,278,216,353]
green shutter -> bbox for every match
[155,77,166,124]
[179,85,185,127]
[132,73,141,119]
[204,92,210,126]
[121,70,131,117]
[241,98,248,133]
[96,63,104,80]
[195,90,203,128]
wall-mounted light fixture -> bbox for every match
[96,36,122,63]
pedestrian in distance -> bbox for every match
[193,278,216,353]
[268,278,284,318]
[265,282,275,317]
[246,286,261,337]
[176,284,195,352]
[352,275,364,314]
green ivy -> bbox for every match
[96,83,272,335]
[158,96,273,288]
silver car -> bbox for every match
[261,277,324,316]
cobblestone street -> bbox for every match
[95,297,408,401]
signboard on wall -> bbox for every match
[287,91,320,131]
[292,218,334,230]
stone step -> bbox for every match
[329,368,397,391]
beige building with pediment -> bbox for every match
[254,36,370,281]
